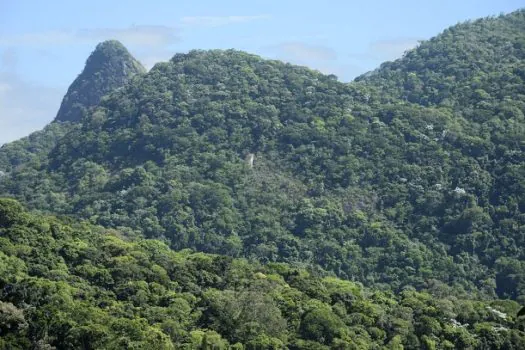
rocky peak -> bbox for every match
[54,40,146,122]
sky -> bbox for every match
[0,0,523,145]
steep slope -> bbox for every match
[54,40,146,122]
[0,11,524,302]
[1,199,524,349]
[357,10,525,109]
[0,122,77,172]
[355,9,525,298]
[0,41,143,202]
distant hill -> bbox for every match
[54,40,145,122]
[0,9,524,306]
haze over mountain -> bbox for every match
[0,8,524,350]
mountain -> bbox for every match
[0,40,144,193]
[356,10,525,109]
[54,40,146,123]
[0,9,524,307]
[1,199,524,349]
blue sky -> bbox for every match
[0,0,523,144]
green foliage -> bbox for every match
[2,11,525,302]
[0,200,523,348]
[0,10,525,348]
[0,198,27,227]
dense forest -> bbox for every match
[0,9,524,349]
[1,199,525,349]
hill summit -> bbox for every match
[0,10,524,304]
[54,40,146,122]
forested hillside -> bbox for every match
[357,9,525,109]
[0,9,524,312]
[0,122,76,172]
[1,199,524,349]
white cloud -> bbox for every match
[369,38,421,58]
[0,15,271,49]
[128,48,176,71]
[350,37,422,61]
[270,42,337,62]
[0,82,12,94]
[0,48,18,70]
[314,63,364,82]
[181,15,271,27]
[0,73,64,145]
[260,42,361,82]
[79,25,180,47]
[0,25,180,48]
[0,47,63,144]
[0,30,77,47]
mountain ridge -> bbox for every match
[54,39,146,123]
[1,9,524,303]
[1,8,525,349]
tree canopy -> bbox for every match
[0,199,524,349]
[0,9,525,348]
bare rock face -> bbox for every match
[54,40,146,123]
[245,153,255,168]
